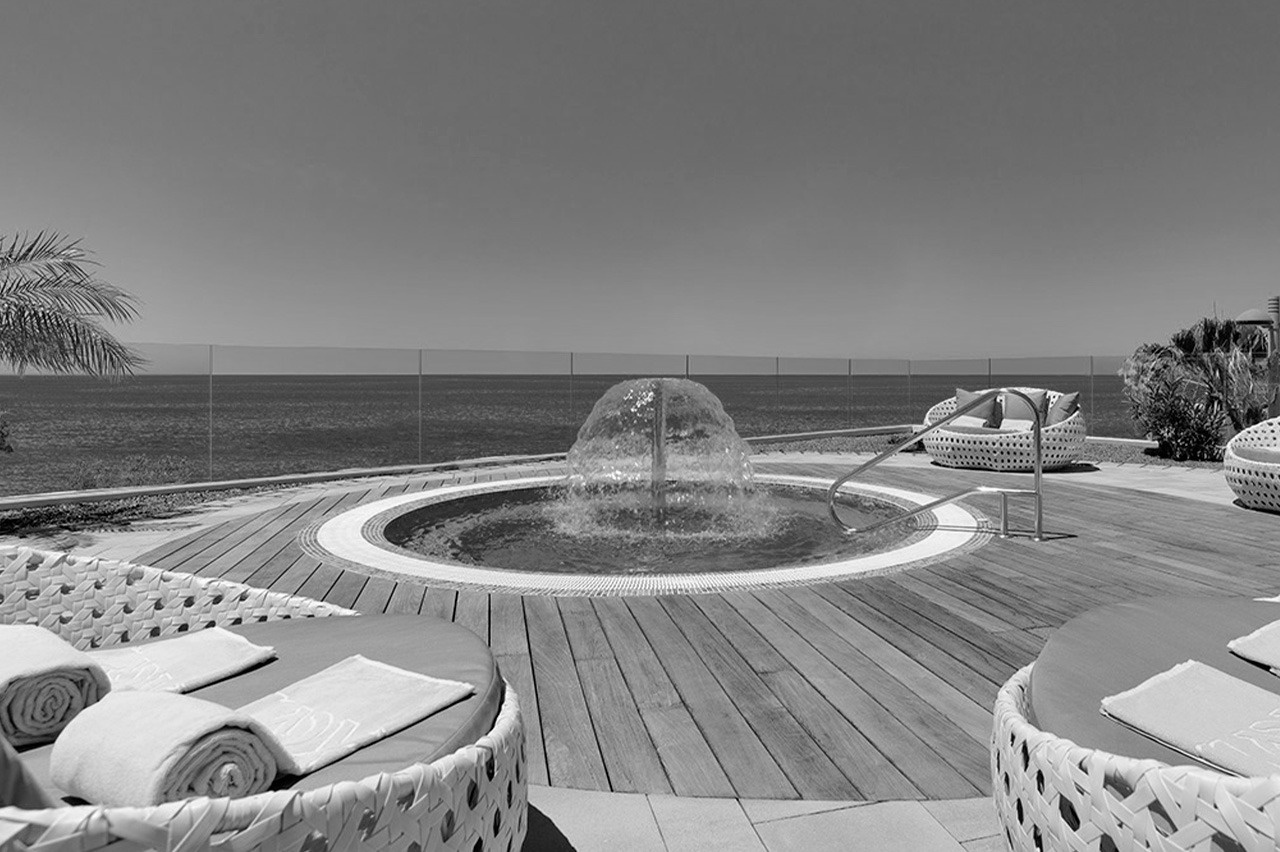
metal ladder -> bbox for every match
[826,387,1045,541]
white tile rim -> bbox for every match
[311,474,985,595]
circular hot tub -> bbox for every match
[304,473,988,596]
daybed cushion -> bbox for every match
[1047,391,1080,425]
[999,418,1035,431]
[943,425,1024,436]
[955,388,999,427]
[19,614,502,800]
[1000,389,1047,423]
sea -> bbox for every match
[0,374,1132,496]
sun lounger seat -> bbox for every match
[0,547,528,852]
[1224,416,1280,512]
[922,387,1086,471]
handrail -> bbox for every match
[826,388,1044,541]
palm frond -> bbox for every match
[0,231,144,378]
[0,274,141,323]
[0,306,146,377]
[0,231,95,284]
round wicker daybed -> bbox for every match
[1223,416,1280,512]
[992,664,1280,852]
[923,387,1087,472]
[0,547,528,852]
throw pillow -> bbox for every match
[1001,389,1048,424]
[1000,418,1036,431]
[1046,391,1081,425]
[954,388,998,427]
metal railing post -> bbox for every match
[207,345,214,481]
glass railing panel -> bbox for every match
[0,343,212,495]
[777,358,851,433]
[687,355,779,437]
[569,352,687,427]
[908,359,990,423]
[211,345,420,480]
[1088,355,1132,438]
[421,349,574,461]
[850,360,912,426]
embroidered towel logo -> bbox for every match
[256,696,364,768]
[98,649,177,691]
[1199,708,1280,772]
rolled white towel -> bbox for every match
[50,691,288,806]
[0,624,110,746]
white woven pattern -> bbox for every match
[1224,416,1280,513]
[923,388,1087,472]
[0,548,528,852]
[992,664,1280,852]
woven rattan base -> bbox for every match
[1224,417,1280,513]
[992,664,1280,852]
[924,388,1087,472]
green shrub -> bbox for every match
[1122,318,1276,459]
[1136,372,1225,461]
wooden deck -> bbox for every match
[135,457,1280,801]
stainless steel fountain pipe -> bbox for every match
[651,379,668,510]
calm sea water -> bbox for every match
[0,373,1132,496]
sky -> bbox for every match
[2,1,1278,363]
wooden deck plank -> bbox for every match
[266,555,325,596]
[745,589,989,795]
[453,589,490,642]
[191,500,320,580]
[558,596,614,661]
[639,705,737,798]
[523,596,610,790]
[419,587,458,622]
[576,658,673,794]
[352,575,396,614]
[217,497,332,585]
[626,596,797,799]
[495,651,549,786]
[812,584,1005,704]
[486,595,550,787]
[591,598,738,796]
[294,562,342,602]
[659,595,855,799]
[384,581,427,615]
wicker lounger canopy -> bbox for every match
[923,387,1087,472]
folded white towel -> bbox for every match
[1229,620,1280,675]
[49,691,288,806]
[241,654,474,774]
[0,624,110,746]
[90,627,276,692]
[1102,659,1280,776]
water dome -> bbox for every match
[557,378,768,537]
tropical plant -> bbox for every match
[1120,317,1277,460]
[0,231,144,377]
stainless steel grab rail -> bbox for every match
[826,388,1045,541]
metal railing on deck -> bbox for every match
[826,388,1045,541]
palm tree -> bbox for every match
[0,231,144,377]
